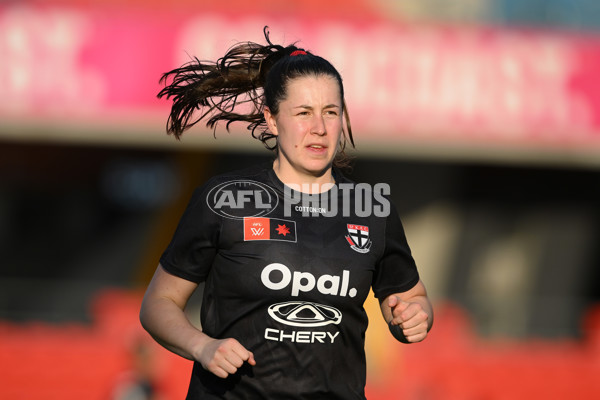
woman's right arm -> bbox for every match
[139,265,256,378]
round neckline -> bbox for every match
[267,167,340,196]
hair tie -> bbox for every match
[290,50,307,56]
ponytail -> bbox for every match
[158,26,355,167]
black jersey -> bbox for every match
[160,165,420,400]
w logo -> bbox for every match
[243,217,297,242]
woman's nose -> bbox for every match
[311,115,326,135]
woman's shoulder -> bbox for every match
[208,164,270,182]
[195,164,272,193]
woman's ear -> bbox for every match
[264,107,278,136]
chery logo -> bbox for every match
[267,301,342,327]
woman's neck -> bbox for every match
[272,159,335,194]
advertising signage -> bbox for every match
[2,4,600,163]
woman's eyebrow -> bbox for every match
[293,104,340,110]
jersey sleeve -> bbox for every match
[372,201,420,300]
[159,181,221,283]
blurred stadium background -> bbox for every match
[1,0,600,398]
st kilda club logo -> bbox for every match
[345,224,371,254]
[206,180,279,219]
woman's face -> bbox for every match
[265,74,343,183]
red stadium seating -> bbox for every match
[1,291,599,399]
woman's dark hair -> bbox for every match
[157,26,354,168]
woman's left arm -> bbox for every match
[380,280,433,343]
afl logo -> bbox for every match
[268,301,342,327]
[206,180,279,219]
